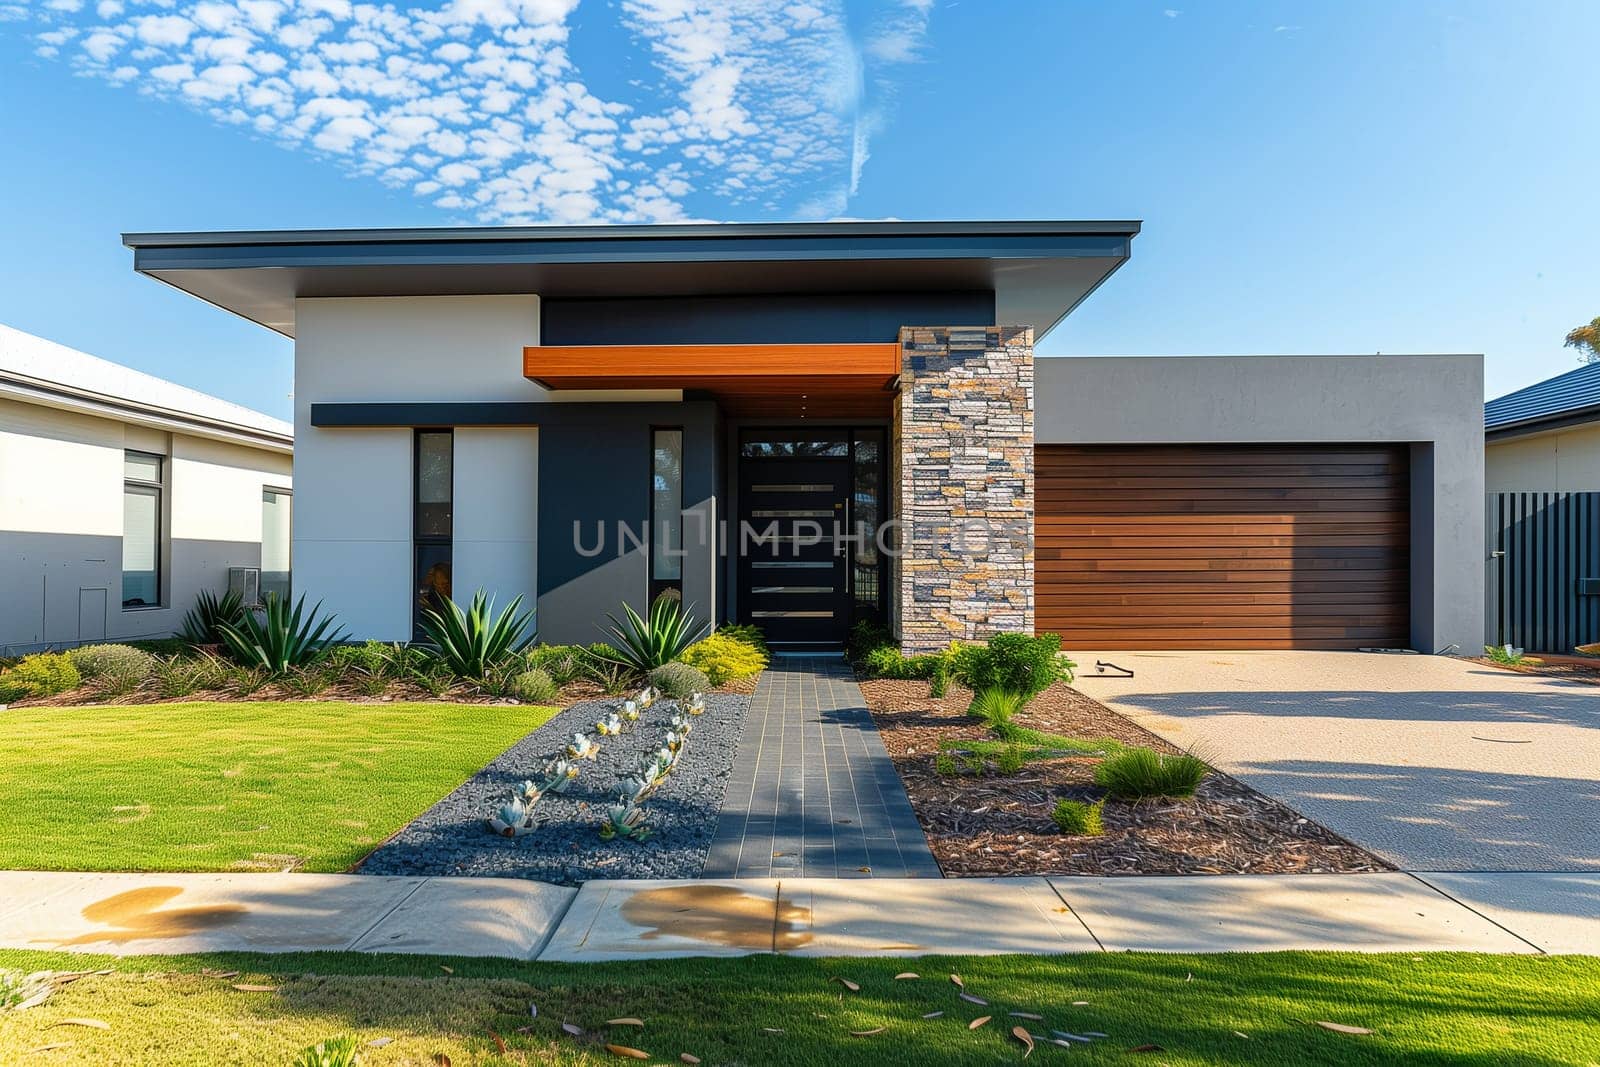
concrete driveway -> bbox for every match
[1074,651,1600,872]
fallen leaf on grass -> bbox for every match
[366,1037,393,1048]
[529,1003,538,1019]
[950,974,964,989]
[761,1028,785,1034]
[1232,1031,1249,1039]
[200,969,239,979]
[439,966,454,975]
[829,977,860,992]
[1315,1021,1375,1035]
[489,1031,508,1054]
[608,1018,645,1027]
[1012,1027,1035,1057]
[1129,1044,1165,1053]
[1071,1000,1089,1006]
[850,1028,887,1036]
[561,1022,584,1037]
[968,1016,991,1030]
[680,1055,701,1064]
[959,993,988,1006]
[921,1012,944,1020]
[1009,1012,1043,1021]
[894,972,920,980]
[433,1055,452,1067]
[29,1044,72,1054]
[606,1045,650,1060]
[49,1019,109,1030]
[230,984,278,993]
[14,990,52,1012]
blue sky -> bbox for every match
[1,0,1596,423]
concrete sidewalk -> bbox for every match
[2,869,1595,960]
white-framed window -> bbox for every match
[261,487,292,604]
[122,450,163,608]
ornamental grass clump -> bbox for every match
[1093,747,1208,800]
[67,643,153,697]
[1053,797,1106,836]
[967,686,1029,731]
[508,667,558,705]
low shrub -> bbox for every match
[858,644,941,680]
[1093,747,1208,800]
[954,632,1073,697]
[995,742,1025,775]
[68,644,153,696]
[967,686,1028,731]
[329,640,396,677]
[1484,643,1526,666]
[581,644,637,693]
[716,623,769,656]
[679,632,768,686]
[1052,797,1106,836]
[845,618,893,666]
[523,644,594,686]
[651,660,711,699]
[508,667,558,705]
[282,664,336,698]
[0,652,80,702]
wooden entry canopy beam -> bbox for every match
[523,343,902,417]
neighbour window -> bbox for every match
[650,428,684,603]
[122,451,163,608]
[261,488,292,605]
[414,430,453,639]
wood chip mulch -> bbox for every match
[861,677,1390,877]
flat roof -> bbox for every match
[123,220,1140,340]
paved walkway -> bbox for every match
[3,870,1596,959]
[702,657,941,878]
[1075,650,1600,872]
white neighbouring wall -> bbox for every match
[1486,422,1600,493]
[0,396,292,652]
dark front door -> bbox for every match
[737,455,852,648]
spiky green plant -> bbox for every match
[596,598,710,673]
[292,1034,360,1067]
[967,686,1029,731]
[1052,797,1106,836]
[217,593,348,675]
[178,588,247,645]
[419,589,535,679]
[1093,747,1209,800]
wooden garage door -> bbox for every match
[1036,444,1410,650]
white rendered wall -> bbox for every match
[1486,423,1600,493]
[0,396,291,652]
[453,427,539,628]
[293,296,549,640]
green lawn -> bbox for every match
[0,948,1595,1065]
[0,701,554,873]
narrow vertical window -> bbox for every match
[122,451,163,608]
[851,429,885,621]
[261,488,292,605]
[414,430,453,639]
[650,428,684,603]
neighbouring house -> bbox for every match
[121,221,1483,654]
[0,323,292,654]
[1483,361,1600,651]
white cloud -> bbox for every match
[23,0,934,222]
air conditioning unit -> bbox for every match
[228,567,262,608]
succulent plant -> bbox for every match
[517,779,543,804]
[488,792,538,837]
[566,732,600,760]
[595,712,623,737]
[538,758,580,793]
[637,685,657,709]
[615,774,652,803]
[598,801,651,842]
[665,727,687,753]
[620,698,640,724]
[669,711,693,735]
[687,692,706,716]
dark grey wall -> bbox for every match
[541,291,995,345]
[535,401,722,646]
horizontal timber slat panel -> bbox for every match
[1035,443,1411,650]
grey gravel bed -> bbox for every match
[357,692,750,885]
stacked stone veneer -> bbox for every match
[894,325,1034,653]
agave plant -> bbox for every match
[538,758,579,794]
[178,588,247,645]
[566,732,600,760]
[595,712,623,737]
[598,801,651,842]
[419,589,535,679]
[217,593,348,675]
[488,792,538,837]
[595,599,710,673]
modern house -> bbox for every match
[1483,361,1600,651]
[0,324,292,654]
[121,221,1483,654]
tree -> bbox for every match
[1566,316,1600,363]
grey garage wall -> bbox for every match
[1034,354,1485,654]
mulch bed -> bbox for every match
[861,677,1389,877]
[1472,655,1600,685]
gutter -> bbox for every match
[0,372,293,454]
